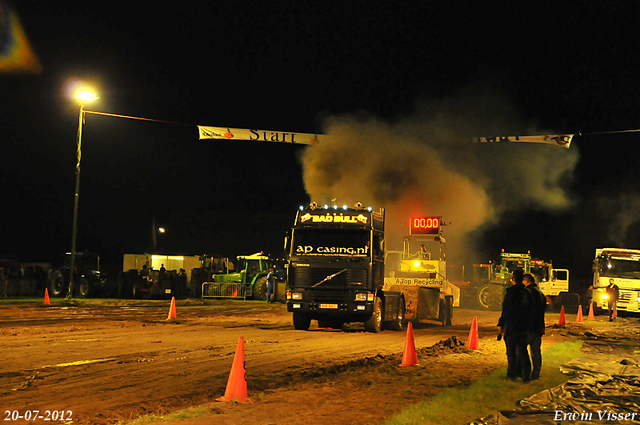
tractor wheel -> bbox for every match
[77,277,91,298]
[252,277,267,301]
[476,284,491,309]
[386,297,407,331]
[293,312,311,330]
[49,270,67,297]
[486,284,505,311]
[364,297,383,333]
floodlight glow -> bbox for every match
[77,90,98,102]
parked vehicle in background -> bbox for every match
[201,252,283,301]
[48,252,111,298]
[530,259,569,310]
[480,251,570,311]
[592,248,640,315]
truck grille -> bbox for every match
[310,290,348,304]
[619,291,634,303]
[291,267,367,288]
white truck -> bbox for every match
[592,248,640,314]
[530,259,570,310]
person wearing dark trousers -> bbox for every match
[498,269,532,382]
[266,267,275,303]
[606,279,619,321]
[524,273,546,381]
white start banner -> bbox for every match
[197,125,323,145]
[471,134,573,148]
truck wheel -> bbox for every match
[476,284,491,309]
[49,270,67,297]
[252,277,267,301]
[364,297,383,333]
[546,295,557,312]
[293,312,311,330]
[77,278,91,298]
[386,297,407,331]
[444,296,453,326]
[438,299,447,326]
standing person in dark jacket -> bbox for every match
[524,273,546,381]
[606,279,620,321]
[497,269,531,382]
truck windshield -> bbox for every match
[598,256,640,279]
[291,229,370,257]
[530,265,549,282]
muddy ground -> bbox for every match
[0,299,592,424]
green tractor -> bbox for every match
[201,252,284,301]
[483,251,531,310]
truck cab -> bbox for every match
[286,202,404,332]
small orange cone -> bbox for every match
[467,316,479,351]
[575,305,583,323]
[559,306,566,326]
[44,288,51,306]
[167,296,177,320]
[612,307,618,320]
[217,337,250,402]
[400,322,418,366]
[587,302,595,320]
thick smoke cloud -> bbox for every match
[596,191,640,247]
[301,86,580,265]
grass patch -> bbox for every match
[116,406,211,425]
[382,340,583,425]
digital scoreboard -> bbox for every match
[410,217,440,235]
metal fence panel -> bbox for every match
[201,282,246,299]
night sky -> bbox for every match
[2,1,640,284]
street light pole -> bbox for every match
[67,91,97,299]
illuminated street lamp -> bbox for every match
[68,90,98,299]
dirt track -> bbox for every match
[0,299,545,424]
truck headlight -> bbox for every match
[291,292,303,300]
[355,293,367,301]
[601,293,610,300]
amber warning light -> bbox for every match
[410,217,440,235]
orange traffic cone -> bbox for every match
[587,302,595,321]
[467,316,479,351]
[217,337,251,403]
[575,305,583,323]
[612,307,618,320]
[400,322,418,366]
[44,288,51,306]
[559,306,566,326]
[167,296,177,320]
